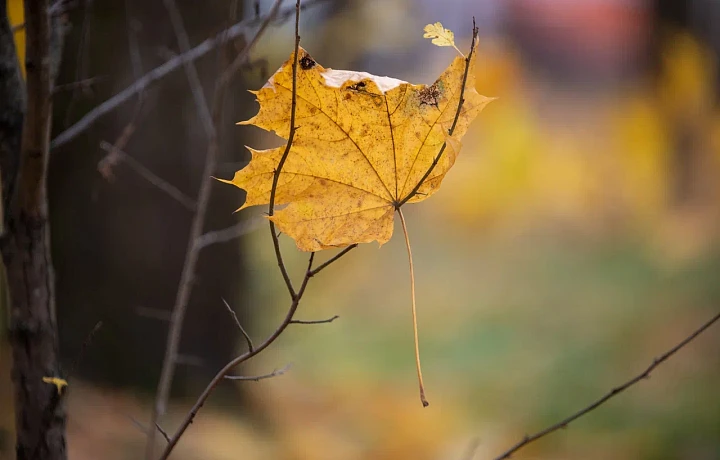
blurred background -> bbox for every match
[2,0,720,459]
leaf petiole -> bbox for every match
[397,208,429,407]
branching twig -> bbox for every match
[158,249,316,459]
[308,244,358,277]
[224,363,291,381]
[398,18,479,207]
[290,315,339,325]
[155,424,170,444]
[493,310,720,460]
[158,3,353,456]
[50,0,328,150]
[221,297,254,352]
[146,2,286,459]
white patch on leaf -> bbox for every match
[321,69,406,93]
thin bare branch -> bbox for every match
[50,0,328,150]
[308,244,358,277]
[225,363,291,381]
[127,416,170,443]
[266,0,302,299]
[162,0,214,137]
[290,315,339,325]
[158,7,305,454]
[98,141,197,211]
[221,297,254,352]
[155,424,170,444]
[159,249,316,460]
[53,75,107,94]
[494,310,720,460]
[398,18,479,207]
[147,2,286,458]
[195,218,264,249]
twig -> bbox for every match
[194,218,264,249]
[308,244,358,277]
[290,315,339,325]
[398,18,479,207]
[146,2,285,459]
[127,416,170,443]
[98,141,197,211]
[221,297,254,352]
[267,1,302,299]
[493,310,720,460]
[224,363,291,381]
[157,5,325,457]
[50,0,328,150]
[53,75,106,94]
[155,424,170,444]
[158,249,316,460]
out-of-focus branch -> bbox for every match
[494,310,720,460]
[145,1,284,458]
[194,218,264,249]
[50,0,328,150]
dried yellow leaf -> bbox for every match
[42,376,68,395]
[224,41,492,252]
[423,22,463,56]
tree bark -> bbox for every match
[0,1,67,459]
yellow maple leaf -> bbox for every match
[423,22,463,57]
[224,43,491,252]
[224,26,492,406]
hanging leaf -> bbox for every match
[223,37,491,252]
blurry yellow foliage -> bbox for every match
[435,34,720,237]
[658,31,716,117]
[6,0,25,78]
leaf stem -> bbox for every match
[397,208,429,407]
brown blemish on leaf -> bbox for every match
[300,54,316,70]
[418,82,441,108]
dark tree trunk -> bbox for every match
[0,1,66,459]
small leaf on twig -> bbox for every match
[42,377,68,395]
[423,22,464,57]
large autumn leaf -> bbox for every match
[224,37,492,252]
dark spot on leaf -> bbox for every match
[300,54,316,70]
[418,83,442,108]
[344,93,352,100]
[348,81,366,92]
